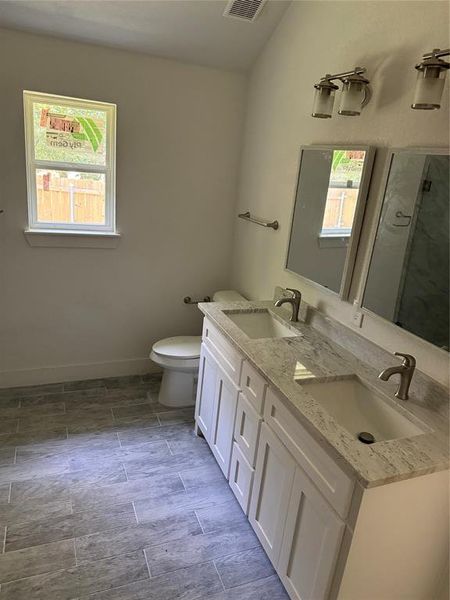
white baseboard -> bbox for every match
[0,358,161,389]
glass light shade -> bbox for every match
[338,80,365,116]
[411,69,446,109]
[312,87,335,118]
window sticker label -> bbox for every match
[39,108,105,155]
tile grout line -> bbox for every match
[73,537,78,566]
[193,510,205,534]
[143,547,153,578]
[122,461,130,482]
[177,471,187,491]
[2,525,7,554]
[165,439,174,456]
[131,500,139,525]
[212,559,226,591]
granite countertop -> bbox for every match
[198,300,449,489]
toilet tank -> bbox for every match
[212,290,246,302]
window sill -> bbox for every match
[317,235,350,249]
[24,229,121,248]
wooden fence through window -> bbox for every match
[36,174,105,224]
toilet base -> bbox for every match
[158,368,197,408]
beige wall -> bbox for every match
[231,0,450,386]
[0,28,246,386]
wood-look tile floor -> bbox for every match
[0,375,289,599]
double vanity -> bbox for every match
[194,298,449,600]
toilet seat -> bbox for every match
[152,336,201,360]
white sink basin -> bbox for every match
[224,309,300,340]
[302,378,424,443]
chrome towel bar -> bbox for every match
[238,210,279,230]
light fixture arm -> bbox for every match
[320,66,367,84]
[422,48,450,60]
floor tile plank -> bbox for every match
[0,427,68,450]
[117,422,195,447]
[81,561,223,600]
[10,464,127,504]
[124,448,215,481]
[145,525,259,576]
[0,500,73,529]
[157,408,195,426]
[1,550,148,600]
[134,480,235,523]
[75,509,201,563]
[0,539,75,584]
[6,502,136,552]
[0,384,64,401]
[71,471,185,513]
[214,546,276,589]
[195,497,247,534]
[207,574,290,599]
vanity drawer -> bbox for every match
[202,318,243,385]
[229,442,254,515]
[234,392,262,467]
[264,387,354,519]
[239,360,267,414]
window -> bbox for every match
[23,91,116,234]
[320,149,366,237]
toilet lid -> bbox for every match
[152,336,201,359]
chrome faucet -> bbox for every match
[378,352,416,400]
[275,288,302,322]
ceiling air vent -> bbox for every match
[223,0,266,22]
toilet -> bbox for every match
[150,290,245,407]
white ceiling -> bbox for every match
[0,0,290,71]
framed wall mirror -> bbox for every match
[286,145,375,298]
[362,148,449,351]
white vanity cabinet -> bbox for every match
[194,317,449,600]
[196,319,346,599]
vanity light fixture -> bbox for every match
[411,48,449,110]
[312,67,371,118]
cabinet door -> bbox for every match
[278,467,345,600]
[209,366,239,478]
[249,423,296,566]
[234,392,261,467]
[195,344,217,442]
[229,442,254,515]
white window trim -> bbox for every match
[23,91,117,234]
[23,229,121,249]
